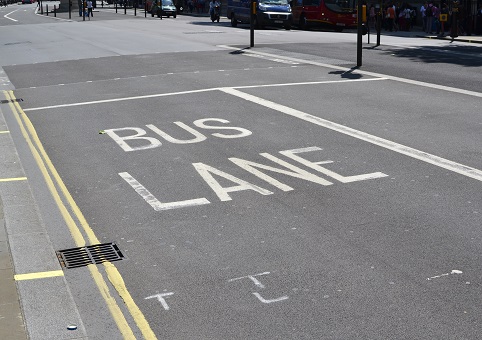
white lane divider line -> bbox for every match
[23,78,383,112]
[427,270,463,281]
[219,45,482,98]
[219,87,482,183]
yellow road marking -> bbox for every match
[6,91,156,340]
[0,177,27,182]
[14,270,64,281]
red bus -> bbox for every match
[290,0,357,31]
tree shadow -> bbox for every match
[376,45,482,67]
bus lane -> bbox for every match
[20,77,482,338]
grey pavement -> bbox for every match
[0,206,28,340]
[0,106,28,340]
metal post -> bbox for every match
[376,1,381,46]
[134,1,136,15]
[115,0,117,13]
[46,4,48,15]
[145,0,147,17]
[54,4,57,16]
[83,1,85,20]
[450,0,459,38]
[356,0,362,66]
[69,0,71,19]
[124,0,126,14]
[40,1,43,14]
[250,0,256,47]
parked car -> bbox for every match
[227,0,292,29]
[148,0,177,17]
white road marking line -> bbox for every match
[228,272,271,288]
[218,45,482,98]
[24,88,216,111]
[145,292,174,311]
[119,172,210,210]
[219,87,482,183]
[4,9,18,22]
[234,77,385,90]
[23,78,382,112]
[252,292,289,303]
[427,270,463,281]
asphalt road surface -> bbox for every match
[1,5,482,340]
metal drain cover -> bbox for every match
[0,98,23,104]
[56,243,125,269]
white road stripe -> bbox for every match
[23,88,215,111]
[23,78,381,111]
[219,87,482,183]
[4,9,19,22]
[218,45,482,98]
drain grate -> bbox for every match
[56,243,125,269]
[0,98,23,104]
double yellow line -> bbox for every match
[5,91,156,340]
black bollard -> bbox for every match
[144,1,146,17]
[134,1,136,16]
[124,0,126,14]
[69,0,71,19]
[54,4,56,16]
[115,1,117,13]
[46,4,48,15]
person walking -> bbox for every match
[87,0,93,17]
[386,5,396,31]
[425,2,434,33]
[369,4,376,28]
[420,2,427,32]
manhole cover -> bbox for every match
[0,98,23,104]
[56,243,125,269]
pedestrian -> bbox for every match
[432,3,440,34]
[438,3,448,36]
[425,2,434,33]
[369,4,376,28]
[393,4,399,31]
[398,5,406,31]
[87,0,93,17]
[420,2,427,32]
[386,4,395,32]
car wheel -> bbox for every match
[230,14,237,27]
